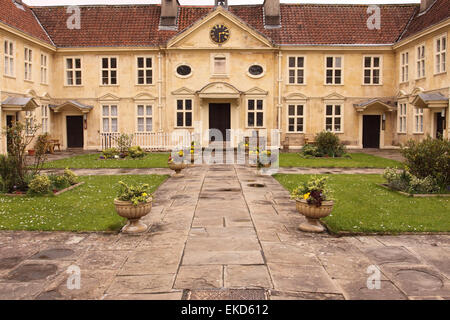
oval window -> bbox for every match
[248,65,264,76]
[177,65,192,77]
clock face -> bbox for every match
[210,24,230,44]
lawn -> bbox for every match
[274,174,450,234]
[279,153,402,168]
[0,175,168,232]
[42,152,170,169]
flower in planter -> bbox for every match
[117,181,152,206]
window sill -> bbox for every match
[362,83,383,86]
[24,79,34,83]
[286,83,307,86]
[174,127,194,129]
[413,132,424,135]
[399,81,409,85]
[415,77,426,81]
[434,71,447,76]
[135,83,155,87]
[100,84,119,87]
[324,83,344,86]
[397,132,407,135]
[211,74,229,79]
[3,75,16,79]
[64,85,84,87]
[40,82,49,86]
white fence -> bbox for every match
[100,132,196,151]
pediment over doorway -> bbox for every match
[197,82,241,99]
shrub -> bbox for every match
[64,169,78,185]
[383,168,440,194]
[301,144,321,157]
[28,174,52,195]
[128,146,145,159]
[115,133,134,153]
[102,148,119,159]
[315,131,346,157]
[49,174,71,190]
[401,137,450,188]
[117,181,151,206]
[0,155,16,193]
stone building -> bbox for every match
[0,0,448,153]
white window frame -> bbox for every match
[400,51,409,83]
[246,98,265,129]
[325,104,343,133]
[136,104,153,132]
[175,99,193,128]
[435,34,447,74]
[40,53,48,84]
[100,57,118,86]
[414,107,424,134]
[136,56,153,85]
[287,103,305,133]
[287,56,306,85]
[363,55,382,85]
[101,104,119,133]
[25,110,34,135]
[24,47,33,81]
[4,39,15,77]
[397,102,407,133]
[65,57,82,86]
[325,56,343,85]
[41,104,50,133]
[416,44,426,79]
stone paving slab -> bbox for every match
[0,164,449,300]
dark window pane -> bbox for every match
[185,100,192,110]
[249,65,263,76]
[248,112,254,127]
[289,118,295,125]
[297,105,303,115]
[289,125,294,132]
[326,57,333,68]
[373,57,380,67]
[75,59,81,69]
[177,100,183,110]
[257,112,263,127]
[146,70,153,83]
[185,112,192,127]
[66,59,73,69]
[177,112,184,127]
[288,105,295,116]
[289,57,295,68]
[137,57,144,68]
[335,105,341,115]
[297,124,303,132]
[297,57,304,68]
[257,100,263,110]
[289,70,295,83]
[177,65,192,76]
[364,57,371,68]
[146,58,152,68]
[111,58,117,69]
[248,100,255,110]
[326,105,333,115]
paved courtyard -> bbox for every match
[0,164,449,300]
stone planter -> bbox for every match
[114,198,152,234]
[168,162,187,177]
[296,199,334,233]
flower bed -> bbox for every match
[5,181,85,197]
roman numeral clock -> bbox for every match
[210,24,230,44]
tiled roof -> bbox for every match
[400,0,450,40]
[0,1,448,48]
[0,0,52,44]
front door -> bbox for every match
[436,112,445,139]
[66,116,84,148]
[6,115,14,153]
[209,103,231,141]
[363,115,381,148]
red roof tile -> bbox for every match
[400,0,450,40]
[1,2,448,48]
[0,0,52,44]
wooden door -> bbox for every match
[66,116,84,148]
[363,115,381,148]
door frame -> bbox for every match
[358,112,385,149]
[432,110,446,139]
[64,114,86,149]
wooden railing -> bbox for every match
[100,132,196,151]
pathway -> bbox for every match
[0,165,449,300]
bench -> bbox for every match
[47,139,61,154]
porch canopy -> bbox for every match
[354,98,396,112]
[411,93,449,109]
[197,82,242,100]
[1,96,39,112]
[50,100,93,113]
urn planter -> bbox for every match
[114,198,152,234]
[168,162,187,177]
[296,199,334,233]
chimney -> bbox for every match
[420,0,435,13]
[264,0,281,28]
[160,0,179,29]
[215,0,228,8]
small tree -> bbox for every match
[114,133,134,154]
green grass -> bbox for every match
[42,153,170,169]
[274,174,450,233]
[0,175,168,232]
[279,153,402,168]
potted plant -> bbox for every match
[190,141,196,164]
[168,151,187,177]
[290,176,334,233]
[28,149,36,156]
[114,181,153,234]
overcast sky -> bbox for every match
[24,0,421,6]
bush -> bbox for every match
[301,144,321,157]
[128,146,145,159]
[383,168,440,194]
[49,175,71,190]
[315,131,346,157]
[0,155,16,192]
[64,169,78,185]
[401,137,450,188]
[102,148,119,159]
[28,174,52,195]
[115,133,134,153]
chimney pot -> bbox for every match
[160,0,178,28]
[264,0,281,27]
[420,0,435,13]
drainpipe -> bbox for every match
[158,52,163,132]
[277,51,283,147]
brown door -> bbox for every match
[66,116,84,148]
[363,115,381,148]
[209,103,231,141]
[436,113,445,139]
